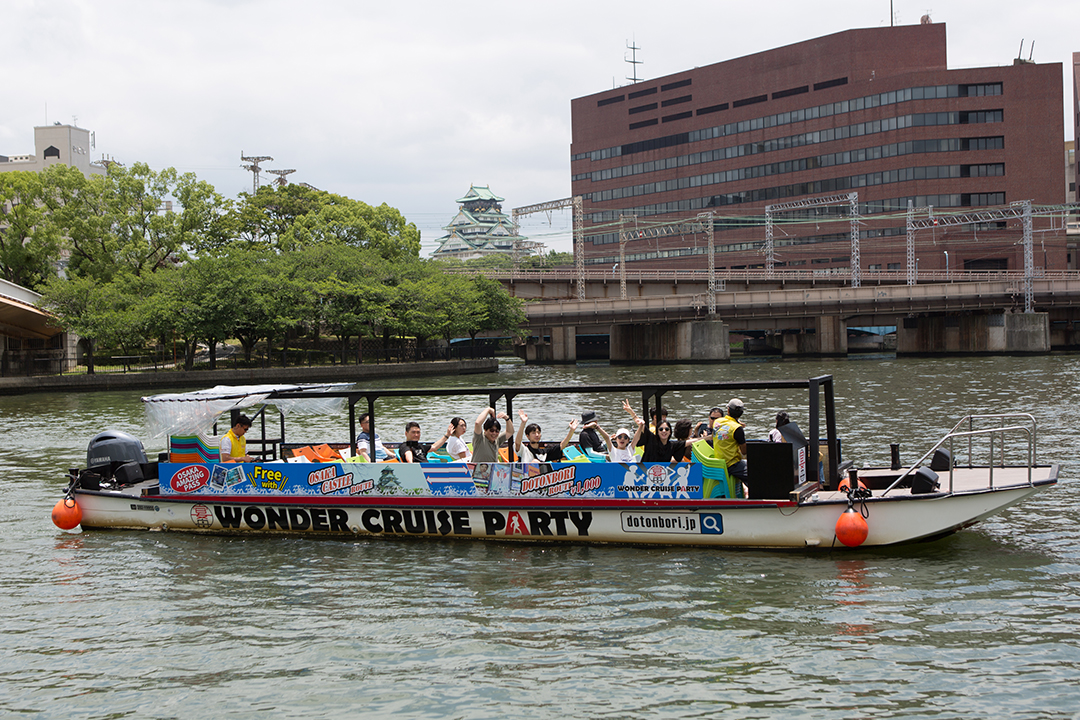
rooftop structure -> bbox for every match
[0,124,106,178]
[431,185,529,261]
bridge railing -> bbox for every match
[447,268,1079,284]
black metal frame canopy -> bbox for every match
[265,375,841,489]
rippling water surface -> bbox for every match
[2,356,1080,718]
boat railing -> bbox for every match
[948,413,1037,467]
[882,415,1036,496]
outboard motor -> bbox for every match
[87,430,148,468]
[85,430,151,487]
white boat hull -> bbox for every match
[70,469,1056,548]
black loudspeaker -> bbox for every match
[78,469,102,491]
[746,442,798,499]
[114,461,145,487]
[911,467,940,494]
[930,447,953,471]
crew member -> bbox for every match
[221,414,255,463]
[713,398,748,483]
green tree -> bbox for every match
[469,275,526,343]
[39,274,144,373]
[414,272,484,351]
[279,199,421,260]
[139,262,224,371]
[56,163,224,282]
[227,184,421,260]
[0,170,61,290]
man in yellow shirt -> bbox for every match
[220,414,254,463]
[712,398,748,483]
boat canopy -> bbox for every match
[142,384,351,439]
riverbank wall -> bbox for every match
[0,358,500,396]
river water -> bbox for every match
[2,356,1079,719]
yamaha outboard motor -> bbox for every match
[87,430,148,468]
[84,430,151,488]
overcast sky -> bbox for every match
[2,0,1075,255]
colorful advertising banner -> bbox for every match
[158,460,718,500]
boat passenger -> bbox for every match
[356,413,391,461]
[429,417,470,461]
[713,398,749,483]
[472,407,513,463]
[220,414,255,463]
[768,412,790,443]
[398,421,428,463]
[577,410,605,453]
[608,426,642,463]
[623,399,686,462]
[513,410,574,463]
[673,419,694,460]
[649,405,669,433]
[693,407,724,439]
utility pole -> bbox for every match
[268,169,296,186]
[240,152,273,194]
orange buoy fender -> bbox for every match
[837,477,868,492]
[835,507,868,547]
[52,497,83,530]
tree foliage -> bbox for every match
[20,159,531,368]
[0,170,61,290]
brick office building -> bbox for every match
[569,22,1065,273]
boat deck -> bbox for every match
[818,464,1057,502]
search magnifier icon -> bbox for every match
[701,513,723,534]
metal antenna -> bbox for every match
[240,151,274,194]
[268,169,296,186]
[625,39,643,84]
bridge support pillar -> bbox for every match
[897,312,1050,355]
[610,320,729,363]
[522,326,577,363]
[777,317,848,356]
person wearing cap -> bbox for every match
[514,409,576,463]
[577,410,605,453]
[608,425,642,463]
[713,398,748,483]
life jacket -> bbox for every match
[712,415,743,468]
[224,428,246,460]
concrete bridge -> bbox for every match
[501,270,1080,363]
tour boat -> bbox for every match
[52,377,1058,549]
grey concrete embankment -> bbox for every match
[0,359,500,396]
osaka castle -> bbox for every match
[430,185,529,261]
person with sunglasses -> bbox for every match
[472,407,513,463]
[623,399,686,462]
[607,426,642,463]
